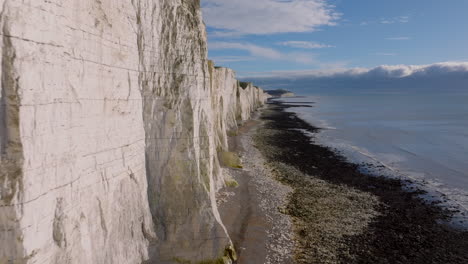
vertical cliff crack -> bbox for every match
[97,198,108,241]
[0,60,6,156]
[52,198,67,248]
[94,0,112,29]
[127,71,132,101]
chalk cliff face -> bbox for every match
[210,66,269,157]
[0,1,268,263]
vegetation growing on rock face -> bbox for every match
[173,245,237,264]
[173,257,191,264]
[196,258,227,264]
[174,257,228,264]
[239,81,250,89]
[218,151,243,169]
[224,179,239,188]
[0,0,269,262]
[226,129,238,137]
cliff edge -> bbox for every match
[0,1,268,263]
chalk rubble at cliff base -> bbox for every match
[0,1,269,263]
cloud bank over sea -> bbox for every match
[245,62,468,93]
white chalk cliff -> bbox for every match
[0,1,268,263]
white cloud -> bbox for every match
[277,41,335,49]
[360,16,409,26]
[245,62,468,79]
[209,41,316,64]
[375,52,397,56]
[209,42,283,59]
[210,56,255,63]
[366,62,468,78]
[380,16,410,24]
[202,0,340,35]
[386,37,411,40]
[208,31,246,38]
[245,62,468,92]
[237,61,350,78]
[398,16,410,23]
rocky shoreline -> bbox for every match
[223,100,468,264]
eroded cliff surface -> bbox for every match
[0,0,154,263]
[0,1,268,263]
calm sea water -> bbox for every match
[280,91,468,228]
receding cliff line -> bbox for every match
[133,1,231,262]
[0,0,268,263]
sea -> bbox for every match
[278,90,468,229]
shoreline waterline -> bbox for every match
[252,100,468,263]
[277,95,468,230]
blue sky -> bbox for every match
[202,0,468,77]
